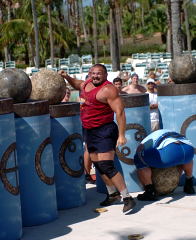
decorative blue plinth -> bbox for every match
[0,98,22,240]
[96,94,151,193]
[14,101,58,227]
[158,83,196,184]
[50,103,86,209]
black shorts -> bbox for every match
[83,122,119,153]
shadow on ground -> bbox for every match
[21,185,104,240]
[21,185,194,240]
[127,186,188,215]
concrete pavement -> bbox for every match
[21,184,196,240]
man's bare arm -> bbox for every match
[58,70,84,90]
[102,86,127,146]
[122,85,130,92]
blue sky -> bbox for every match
[83,0,92,7]
[82,0,196,6]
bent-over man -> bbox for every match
[134,129,195,201]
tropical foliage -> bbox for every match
[0,0,195,67]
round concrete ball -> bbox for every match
[30,69,66,105]
[169,54,196,84]
[0,68,32,103]
[152,166,180,196]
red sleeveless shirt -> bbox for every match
[80,79,114,129]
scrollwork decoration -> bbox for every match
[59,133,84,177]
[180,115,196,154]
[0,143,19,195]
[35,137,54,185]
[116,123,147,165]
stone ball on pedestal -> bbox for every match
[152,166,180,196]
[0,68,32,103]
[30,69,66,105]
[169,54,196,84]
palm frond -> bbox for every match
[0,18,32,46]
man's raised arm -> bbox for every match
[58,70,84,90]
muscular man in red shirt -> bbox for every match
[59,64,136,213]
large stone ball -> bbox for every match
[0,68,32,103]
[169,54,196,84]
[30,69,66,105]
[152,166,180,196]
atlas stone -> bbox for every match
[0,68,32,103]
[169,54,196,84]
[152,166,180,195]
[30,69,66,105]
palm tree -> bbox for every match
[31,0,40,68]
[170,0,183,57]
[3,0,12,61]
[126,0,136,41]
[0,0,34,65]
[75,0,81,50]
[0,0,74,66]
[138,0,150,28]
[44,0,54,67]
[183,0,191,52]
[68,0,81,51]
[0,1,6,24]
[92,0,98,63]
[115,0,123,46]
[79,0,88,42]
[165,0,173,53]
[108,0,120,71]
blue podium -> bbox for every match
[158,83,196,184]
[0,98,22,240]
[50,102,86,209]
[96,94,151,193]
[14,100,58,226]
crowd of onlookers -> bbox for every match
[112,71,162,132]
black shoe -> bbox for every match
[100,192,121,206]
[137,184,158,201]
[184,177,195,194]
[85,174,96,184]
[137,191,158,201]
[123,196,136,213]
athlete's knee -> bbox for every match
[93,160,118,179]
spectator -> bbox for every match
[155,68,163,80]
[113,77,127,94]
[122,73,146,94]
[118,71,131,84]
[61,87,71,102]
[167,77,175,84]
[148,71,161,86]
[146,79,159,132]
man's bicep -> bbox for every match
[108,96,124,113]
